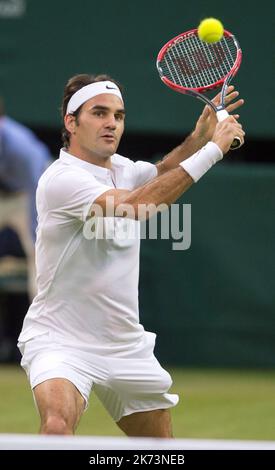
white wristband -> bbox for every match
[179,142,223,182]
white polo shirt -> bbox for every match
[18,149,157,352]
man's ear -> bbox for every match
[64,114,76,134]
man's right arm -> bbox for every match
[93,116,245,220]
[93,165,193,220]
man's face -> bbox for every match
[69,93,125,159]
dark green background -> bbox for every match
[0,0,274,137]
[140,163,275,367]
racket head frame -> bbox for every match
[156,29,243,149]
[156,28,242,111]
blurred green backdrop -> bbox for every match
[139,164,275,367]
[0,0,274,137]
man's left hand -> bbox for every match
[193,85,244,144]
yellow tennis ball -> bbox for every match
[198,18,224,43]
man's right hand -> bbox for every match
[212,116,245,155]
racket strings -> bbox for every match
[160,34,237,88]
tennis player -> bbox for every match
[17,74,244,436]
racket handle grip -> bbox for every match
[230,136,242,149]
[216,109,241,151]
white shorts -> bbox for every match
[18,330,179,422]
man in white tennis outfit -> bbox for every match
[17,74,244,436]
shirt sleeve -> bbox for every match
[44,169,112,222]
[131,160,158,189]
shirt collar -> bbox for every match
[59,148,114,178]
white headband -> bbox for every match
[66,81,123,114]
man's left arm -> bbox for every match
[156,85,244,176]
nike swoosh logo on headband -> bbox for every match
[106,85,117,90]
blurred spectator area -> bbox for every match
[0,227,29,362]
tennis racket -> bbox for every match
[156,29,242,149]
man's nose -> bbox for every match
[105,115,116,129]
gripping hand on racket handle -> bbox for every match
[194,85,244,147]
[212,115,245,155]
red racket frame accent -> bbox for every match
[156,29,242,94]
